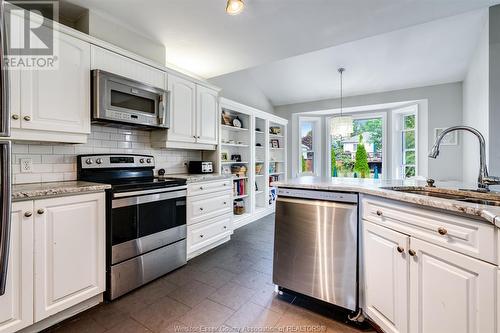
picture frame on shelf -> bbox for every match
[222,165,231,174]
[221,110,232,126]
[231,154,242,162]
[270,139,280,148]
[221,152,229,161]
[270,126,281,135]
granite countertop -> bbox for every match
[167,173,234,184]
[13,181,111,201]
[273,176,500,228]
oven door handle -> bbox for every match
[112,189,186,209]
[113,185,187,198]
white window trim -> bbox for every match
[391,104,419,179]
[297,116,322,176]
[326,112,387,179]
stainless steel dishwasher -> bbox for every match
[273,187,359,312]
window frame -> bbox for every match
[297,117,321,176]
[391,105,419,179]
[326,112,387,179]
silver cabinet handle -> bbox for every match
[37,208,45,215]
[11,114,18,120]
[0,141,11,295]
[24,211,32,217]
[23,116,31,121]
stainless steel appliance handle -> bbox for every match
[159,91,169,128]
[276,196,357,209]
[0,141,11,295]
[112,189,186,209]
[113,185,187,198]
[0,0,10,137]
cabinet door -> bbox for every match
[196,85,218,144]
[167,74,196,143]
[0,202,33,333]
[34,193,105,321]
[20,30,90,134]
[409,238,496,333]
[363,220,409,333]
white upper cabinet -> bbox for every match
[409,237,496,333]
[33,193,105,321]
[167,74,196,143]
[0,202,34,333]
[196,85,219,145]
[363,220,409,333]
[7,9,91,143]
[19,33,90,134]
[90,45,166,90]
[152,74,219,150]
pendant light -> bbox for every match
[226,0,245,15]
[330,67,353,138]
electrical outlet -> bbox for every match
[20,158,33,173]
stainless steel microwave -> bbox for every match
[92,69,169,129]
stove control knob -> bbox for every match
[96,158,103,164]
[146,158,152,164]
[85,158,93,165]
[139,158,145,163]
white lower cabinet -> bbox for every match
[187,179,233,258]
[0,202,33,333]
[363,218,496,333]
[33,193,105,321]
[0,193,105,333]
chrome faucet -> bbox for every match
[428,126,500,192]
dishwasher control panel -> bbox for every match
[277,187,358,204]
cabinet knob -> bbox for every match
[408,249,416,257]
[223,226,227,229]
[437,227,448,236]
[11,114,19,120]
[24,211,32,217]
[37,208,45,215]
[396,246,404,253]
[223,202,227,205]
[199,186,203,190]
[200,234,204,238]
[376,210,383,216]
[23,115,31,121]
[200,207,204,211]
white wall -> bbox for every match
[276,82,463,181]
[209,71,275,114]
[77,10,166,65]
[462,14,489,185]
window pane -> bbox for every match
[404,115,415,130]
[301,122,313,151]
[405,166,416,178]
[405,150,415,165]
[404,131,415,149]
[301,151,314,173]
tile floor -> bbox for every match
[46,214,373,333]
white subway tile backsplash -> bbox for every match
[12,125,203,184]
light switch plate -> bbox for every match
[20,158,33,173]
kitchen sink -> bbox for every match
[383,187,500,206]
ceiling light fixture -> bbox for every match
[330,68,353,138]
[226,0,245,15]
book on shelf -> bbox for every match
[233,179,246,197]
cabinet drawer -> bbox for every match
[188,193,232,224]
[362,197,496,264]
[188,214,233,253]
[187,179,231,196]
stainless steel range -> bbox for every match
[77,154,187,300]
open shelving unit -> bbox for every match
[268,121,287,206]
[215,98,288,229]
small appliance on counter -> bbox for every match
[188,161,214,174]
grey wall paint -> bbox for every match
[489,5,500,177]
[462,14,489,185]
[209,71,276,114]
[275,82,463,181]
[77,10,166,65]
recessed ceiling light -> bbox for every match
[226,0,244,15]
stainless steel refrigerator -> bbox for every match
[0,0,12,297]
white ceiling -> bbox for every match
[235,9,489,106]
[65,0,498,78]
